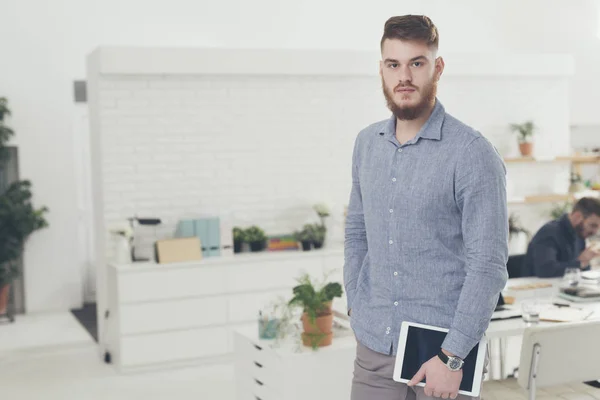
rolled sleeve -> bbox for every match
[441,137,509,359]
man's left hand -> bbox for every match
[407,354,462,399]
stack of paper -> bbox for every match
[540,307,594,322]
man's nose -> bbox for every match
[396,65,412,83]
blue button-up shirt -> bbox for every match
[344,99,509,359]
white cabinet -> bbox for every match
[233,326,356,400]
[105,248,344,371]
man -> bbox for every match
[344,15,508,400]
[525,197,600,278]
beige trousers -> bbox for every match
[351,341,487,400]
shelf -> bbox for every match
[504,155,600,164]
[508,194,573,204]
[508,191,600,205]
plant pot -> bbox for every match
[233,240,243,253]
[0,284,10,315]
[249,241,265,252]
[519,142,534,156]
[301,312,333,335]
[301,332,333,348]
[301,241,312,251]
[313,241,324,249]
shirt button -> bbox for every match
[394,301,399,306]
[394,272,398,276]
[389,209,393,213]
[392,178,397,182]
[398,148,402,153]
[389,240,393,244]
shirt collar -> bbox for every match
[380,98,445,142]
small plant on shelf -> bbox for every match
[293,228,313,251]
[232,227,245,253]
[243,226,267,252]
[288,272,343,349]
[508,213,530,238]
[549,202,572,220]
[510,121,535,157]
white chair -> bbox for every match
[517,320,600,400]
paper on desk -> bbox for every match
[539,307,594,322]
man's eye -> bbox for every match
[389,63,398,69]
[412,62,422,67]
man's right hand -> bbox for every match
[578,247,600,268]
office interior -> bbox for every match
[2,1,600,399]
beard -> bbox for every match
[575,221,589,238]
[382,77,437,121]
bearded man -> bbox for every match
[344,15,509,400]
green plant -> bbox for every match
[293,228,312,242]
[288,272,343,326]
[0,97,15,161]
[312,224,326,244]
[0,180,49,285]
[233,226,245,242]
[510,121,535,143]
[0,98,10,121]
[243,226,267,243]
[508,213,529,237]
[549,202,572,220]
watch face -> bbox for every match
[448,358,463,371]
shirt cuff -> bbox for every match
[441,328,477,360]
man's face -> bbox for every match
[380,39,444,121]
[574,212,600,239]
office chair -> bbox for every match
[517,320,600,400]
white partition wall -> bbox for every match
[87,47,573,348]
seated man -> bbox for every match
[525,197,600,278]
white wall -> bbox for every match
[0,0,598,312]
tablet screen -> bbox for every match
[399,325,480,393]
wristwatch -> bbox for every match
[437,351,464,372]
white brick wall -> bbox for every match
[90,49,577,259]
[97,75,387,257]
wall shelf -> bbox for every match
[504,155,600,164]
[508,191,600,205]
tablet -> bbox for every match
[392,321,487,397]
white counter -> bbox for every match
[104,248,344,371]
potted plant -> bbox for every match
[508,213,530,255]
[294,228,312,251]
[0,98,49,317]
[550,201,572,220]
[0,181,49,316]
[233,227,245,253]
[510,121,535,157]
[288,273,343,349]
[0,97,14,161]
[0,98,10,122]
[244,226,267,252]
[312,203,329,247]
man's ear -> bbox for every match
[379,60,383,78]
[435,56,445,81]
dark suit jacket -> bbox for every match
[524,214,588,278]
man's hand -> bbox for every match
[407,354,462,399]
[578,246,600,268]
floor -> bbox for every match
[2,312,600,400]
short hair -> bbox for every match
[380,15,439,51]
[573,197,600,218]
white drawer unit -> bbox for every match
[105,248,344,371]
[233,326,356,400]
